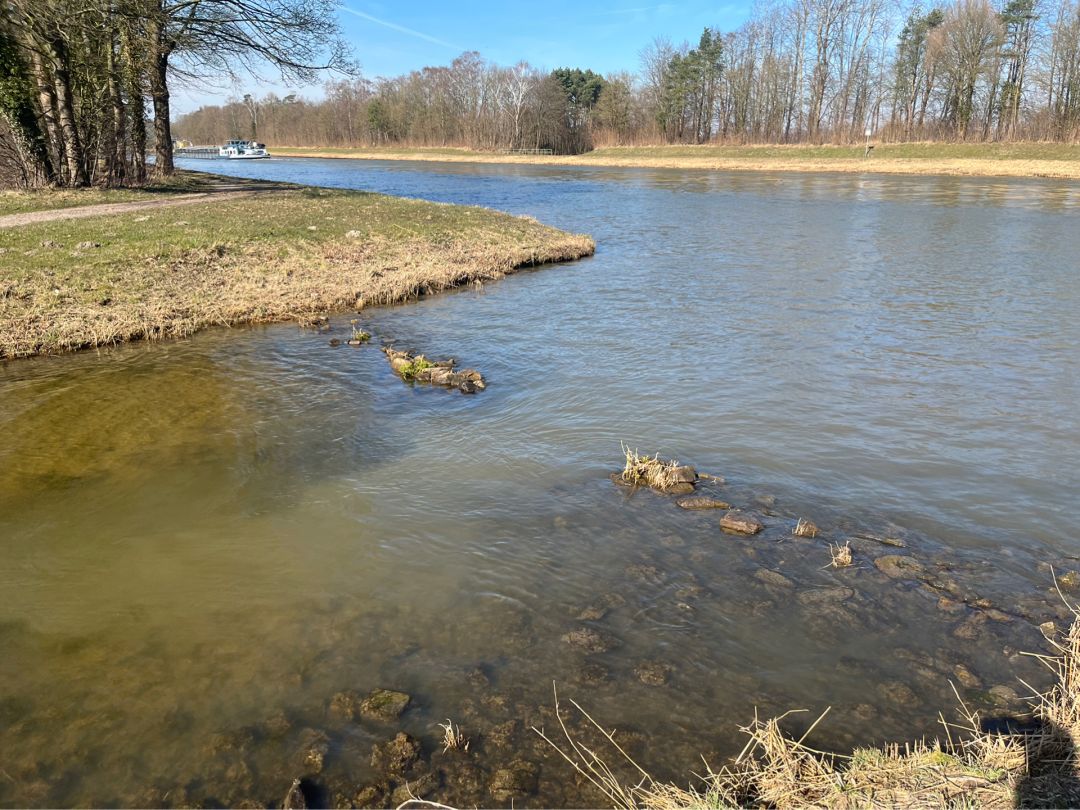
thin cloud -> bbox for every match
[341,6,460,50]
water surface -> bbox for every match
[2,159,1078,807]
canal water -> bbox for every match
[1,158,1078,807]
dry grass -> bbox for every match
[0,187,594,359]
[620,444,685,491]
[537,601,1080,809]
[438,719,469,753]
[275,143,1080,180]
[830,541,854,569]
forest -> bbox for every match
[175,0,1080,154]
[0,0,348,187]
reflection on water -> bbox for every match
[1,160,1078,806]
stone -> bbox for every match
[465,667,492,689]
[634,661,673,686]
[667,482,696,495]
[793,519,819,538]
[294,728,329,774]
[351,784,386,808]
[40,240,62,248]
[874,555,925,580]
[670,466,697,483]
[720,511,764,535]
[989,685,1021,705]
[371,732,421,775]
[1040,620,1057,637]
[485,718,521,749]
[389,770,439,805]
[489,760,539,801]
[984,608,1013,623]
[347,339,363,347]
[359,689,411,721]
[755,569,794,589]
[797,586,854,607]
[76,241,100,249]
[625,563,664,585]
[1059,571,1080,592]
[328,338,341,346]
[953,613,989,640]
[283,778,307,810]
[328,690,362,721]
[953,664,982,689]
[575,662,611,686]
[878,681,918,706]
[346,230,362,238]
[561,626,619,654]
[676,496,731,510]
[261,710,291,738]
[576,604,608,621]
[937,597,965,614]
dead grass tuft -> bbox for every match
[830,541,854,568]
[536,596,1080,809]
[620,443,684,491]
[438,719,470,753]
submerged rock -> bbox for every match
[676,496,731,510]
[635,661,674,686]
[670,465,697,484]
[874,555,925,580]
[360,688,411,721]
[294,728,330,775]
[668,482,696,495]
[489,760,539,802]
[719,511,764,535]
[793,518,819,538]
[561,626,619,653]
[754,569,794,589]
[371,732,421,775]
[328,338,341,347]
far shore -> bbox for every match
[273,142,1080,180]
[0,173,595,360]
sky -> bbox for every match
[171,0,751,114]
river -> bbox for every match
[1,158,1078,807]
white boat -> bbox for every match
[218,140,271,159]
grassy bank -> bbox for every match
[547,605,1080,809]
[0,184,594,359]
[275,142,1080,179]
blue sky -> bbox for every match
[173,1,750,113]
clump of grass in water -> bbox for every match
[536,591,1080,809]
[438,718,469,753]
[621,443,684,491]
[830,541,853,568]
[400,355,434,381]
[349,318,371,342]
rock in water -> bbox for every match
[370,732,421,775]
[282,778,306,810]
[720,511,764,535]
[676,496,731,510]
[793,518,819,538]
[359,688,411,721]
[669,466,698,484]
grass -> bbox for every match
[830,541,854,568]
[399,355,435,381]
[620,445,688,491]
[0,185,594,359]
[277,141,1080,179]
[538,599,1080,809]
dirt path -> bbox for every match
[0,182,286,229]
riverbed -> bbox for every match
[1,159,1078,807]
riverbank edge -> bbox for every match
[0,185,595,360]
[274,145,1080,180]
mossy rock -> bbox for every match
[360,688,411,721]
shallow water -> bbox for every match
[2,160,1079,807]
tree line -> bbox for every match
[0,0,348,188]
[177,0,1080,155]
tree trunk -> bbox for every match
[147,17,174,176]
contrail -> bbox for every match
[340,6,461,50]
